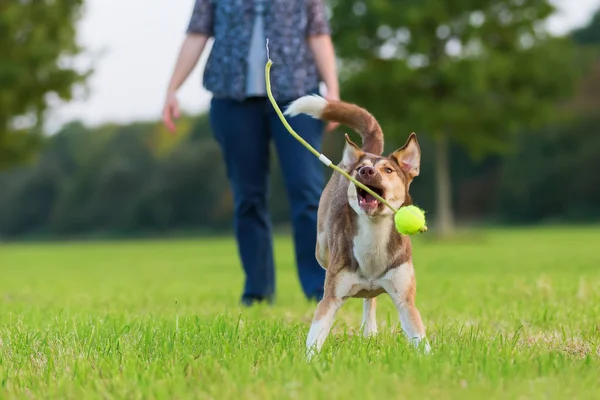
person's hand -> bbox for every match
[162,92,180,134]
[324,89,340,132]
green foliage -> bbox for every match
[0,111,364,238]
[329,0,580,156]
[572,9,600,45]
[0,0,89,169]
[497,115,600,223]
[0,116,247,238]
[1,113,599,239]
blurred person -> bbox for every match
[162,0,339,306]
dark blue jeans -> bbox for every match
[209,93,326,303]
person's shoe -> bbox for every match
[240,294,274,307]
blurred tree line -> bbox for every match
[0,2,599,239]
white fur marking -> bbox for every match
[353,216,394,279]
[316,231,327,268]
[347,184,360,214]
[306,319,325,359]
[342,145,359,167]
[306,298,344,359]
[284,94,327,119]
[380,263,414,298]
[333,271,361,299]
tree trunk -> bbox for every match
[434,135,455,237]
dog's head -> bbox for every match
[343,133,421,218]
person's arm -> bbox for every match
[163,0,213,133]
[306,0,340,131]
[163,34,209,133]
[307,35,339,101]
[166,34,210,96]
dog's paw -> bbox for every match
[410,337,432,355]
[305,345,319,362]
[363,326,378,338]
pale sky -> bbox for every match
[46,0,600,133]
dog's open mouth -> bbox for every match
[357,185,384,213]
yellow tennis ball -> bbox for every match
[394,205,427,235]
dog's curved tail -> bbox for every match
[284,95,384,155]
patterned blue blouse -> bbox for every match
[186,0,331,102]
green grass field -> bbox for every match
[1,227,600,399]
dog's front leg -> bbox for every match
[306,269,359,359]
[380,264,431,354]
[396,302,430,353]
[306,294,345,359]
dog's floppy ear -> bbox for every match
[342,133,363,167]
[391,132,420,179]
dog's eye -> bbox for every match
[384,168,393,173]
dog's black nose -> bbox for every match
[359,166,376,177]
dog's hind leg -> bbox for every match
[361,298,377,337]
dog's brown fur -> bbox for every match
[284,95,430,356]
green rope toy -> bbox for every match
[264,40,427,235]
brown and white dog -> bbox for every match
[284,95,431,357]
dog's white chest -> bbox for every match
[353,217,392,279]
